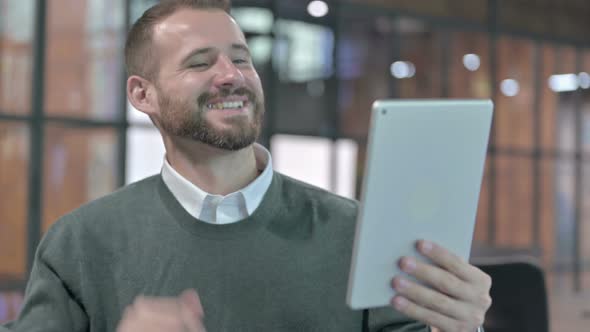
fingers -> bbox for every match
[416,240,490,287]
[391,295,464,332]
[133,295,183,312]
[117,289,206,332]
[398,256,475,302]
[389,240,493,332]
[391,295,478,332]
[132,296,187,325]
[119,301,187,332]
[180,289,205,317]
[391,276,483,324]
[398,240,493,303]
[179,290,207,332]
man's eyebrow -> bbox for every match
[180,47,214,64]
[231,43,251,55]
[180,44,250,64]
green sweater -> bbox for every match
[1,173,428,332]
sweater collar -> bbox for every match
[160,143,274,224]
[158,171,285,240]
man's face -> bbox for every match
[151,9,264,151]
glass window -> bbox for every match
[273,19,334,83]
[127,101,152,125]
[126,126,165,184]
[232,6,274,68]
[0,0,35,114]
[582,50,590,292]
[540,45,559,151]
[254,0,335,136]
[496,37,535,149]
[554,160,576,267]
[271,134,358,199]
[472,159,490,245]
[232,7,274,35]
[333,139,358,199]
[42,126,119,231]
[337,10,395,140]
[0,123,29,280]
[581,50,590,155]
[272,135,332,191]
[583,161,590,291]
[449,31,491,98]
[335,10,400,196]
[0,291,24,323]
[1,1,34,41]
[126,100,164,184]
[44,0,125,120]
[554,46,578,154]
[495,155,534,248]
[271,18,335,135]
[395,17,444,99]
[349,0,487,23]
[130,0,159,23]
[540,159,556,268]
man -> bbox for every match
[1,0,491,331]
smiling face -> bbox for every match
[150,9,264,151]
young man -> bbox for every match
[1,1,491,331]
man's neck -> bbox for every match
[163,137,258,196]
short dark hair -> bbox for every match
[125,0,231,81]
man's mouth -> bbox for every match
[206,100,247,110]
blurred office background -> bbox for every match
[1,0,590,330]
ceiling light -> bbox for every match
[463,54,481,71]
[390,61,416,79]
[548,73,579,92]
[307,1,329,18]
[500,79,520,97]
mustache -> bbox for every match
[197,88,258,106]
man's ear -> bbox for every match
[127,75,158,117]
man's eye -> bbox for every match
[233,59,249,64]
[189,63,208,68]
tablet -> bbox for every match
[346,99,493,310]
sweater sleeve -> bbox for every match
[0,222,89,332]
[368,306,430,332]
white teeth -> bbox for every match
[207,101,244,109]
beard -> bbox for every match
[156,86,264,151]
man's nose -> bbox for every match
[212,56,245,89]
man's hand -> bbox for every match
[116,289,206,332]
[390,240,492,332]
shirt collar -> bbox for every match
[161,143,274,221]
[242,143,273,214]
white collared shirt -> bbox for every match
[161,143,274,224]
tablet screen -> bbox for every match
[346,99,493,310]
